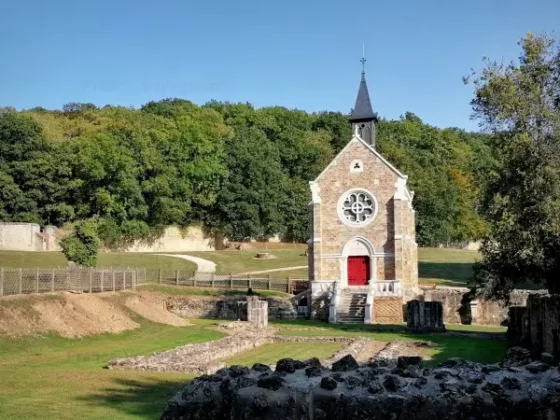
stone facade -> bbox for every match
[308,135,419,324]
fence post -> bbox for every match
[123,271,126,290]
[36,268,40,293]
[176,269,179,286]
[159,268,162,284]
[112,270,116,291]
[0,268,3,296]
[267,274,271,290]
[135,269,139,290]
[101,271,104,292]
[51,268,55,292]
[229,273,233,289]
[288,275,292,294]
[248,277,252,289]
[89,269,93,293]
[19,268,22,295]
[211,272,215,288]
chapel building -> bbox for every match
[307,66,419,324]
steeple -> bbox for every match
[349,48,378,147]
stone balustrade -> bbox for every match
[371,281,402,297]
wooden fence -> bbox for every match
[0,267,309,297]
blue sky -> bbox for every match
[1,0,558,131]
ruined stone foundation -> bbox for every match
[161,352,560,420]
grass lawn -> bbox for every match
[418,247,479,287]
[0,318,222,420]
[138,284,292,298]
[223,342,344,367]
[0,251,197,272]
[0,314,509,420]
[187,247,478,286]
[186,249,308,274]
[270,320,507,365]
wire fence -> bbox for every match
[141,270,309,295]
[0,267,310,297]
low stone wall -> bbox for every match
[161,353,560,420]
[508,294,560,362]
[423,287,541,326]
[166,295,296,320]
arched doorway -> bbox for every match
[341,237,375,287]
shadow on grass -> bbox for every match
[81,377,189,420]
[418,262,474,286]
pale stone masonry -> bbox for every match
[307,69,419,324]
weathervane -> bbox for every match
[361,43,366,73]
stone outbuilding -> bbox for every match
[307,66,419,324]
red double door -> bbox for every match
[347,256,370,286]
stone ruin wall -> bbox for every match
[166,295,297,321]
[161,350,560,420]
[508,294,560,362]
[423,287,541,326]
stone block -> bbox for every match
[406,300,445,333]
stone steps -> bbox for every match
[337,293,367,324]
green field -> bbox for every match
[0,312,508,420]
[1,247,480,287]
[186,249,309,274]
[0,251,197,272]
[271,320,507,365]
[186,247,480,286]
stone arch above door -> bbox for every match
[340,237,376,286]
[341,236,375,257]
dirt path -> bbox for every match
[156,254,216,273]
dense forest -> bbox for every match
[0,99,495,248]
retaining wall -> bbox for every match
[166,295,296,320]
[423,287,540,326]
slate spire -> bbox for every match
[349,49,378,147]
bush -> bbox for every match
[60,219,101,267]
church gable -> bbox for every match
[312,134,407,189]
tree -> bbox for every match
[467,33,560,297]
[60,219,101,266]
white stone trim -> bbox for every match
[337,189,379,228]
[309,181,321,205]
[310,237,321,243]
[349,159,364,173]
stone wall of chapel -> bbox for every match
[316,140,399,257]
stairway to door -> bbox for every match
[337,291,367,324]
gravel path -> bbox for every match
[156,254,217,273]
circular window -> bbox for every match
[337,189,378,226]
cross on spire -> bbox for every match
[361,43,366,74]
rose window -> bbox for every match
[339,190,377,226]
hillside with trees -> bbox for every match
[0,97,494,254]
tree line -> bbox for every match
[0,87,494,262]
